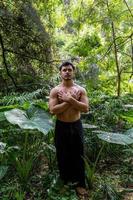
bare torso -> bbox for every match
[56,84,82,122]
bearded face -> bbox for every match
[60,65,74,80]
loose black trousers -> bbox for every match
[55,119,85,187]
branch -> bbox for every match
[97,33,133,63]
[116,35,132,48]
[117,50,131,57]
[123,0,133,19]
[97,42,113,63]
[122,71,133,73]
[4,48,62,64]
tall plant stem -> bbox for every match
[23,131,29,161]
[93,142,105,170]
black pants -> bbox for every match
[55,119,85,187]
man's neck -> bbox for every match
[61,80,74,87]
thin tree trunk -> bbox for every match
[0,34,17,88]
[130,34,133,79]
[106,0,121,96]
[111,21,121,96]
[123,0,133,80]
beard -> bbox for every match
[63,77,72,81]
[62,75,73,80]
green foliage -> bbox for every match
[0,182,17,200]
[0,0,133,198]
[0,166,8,180]
[4,105,53,134]
[71,34,101,57]
[0,141,20,165]
[0,1,52,91]
[121,110,133,123]
[0,112,6,122]
[15,190,25,200]
[0,88,48,106]
[2,105,53,186]
[89,93,132,130]
[13,155,35,185]
[92,181,123,200]
[46,177,77,200]
[84,143,105,189]
[0,105,19,112]
[42,130,56,171]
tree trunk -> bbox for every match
[130,34,133,79]
[0,34,18,89]
[106,0,121,96]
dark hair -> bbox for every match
[59,61,75,71]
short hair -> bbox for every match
[59,61,75,71]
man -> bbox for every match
[49,61,89,197]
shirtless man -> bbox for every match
[49,61,89,197]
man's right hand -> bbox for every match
[58,91,72,102]
[58,90,81,102]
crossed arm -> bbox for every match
[49,88,89,115]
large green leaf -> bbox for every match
[121,115,133,123]
[83,123,98,129]
[4,107,53,134]
[97,132,133,145]
[0,142,6,153]
[125,128,133,139]
[121,110,133,123]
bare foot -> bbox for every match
[76,187,89,199]
[60,185,67,194]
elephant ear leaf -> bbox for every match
[4,107,53,135]
[97,132,133,145]
[124,128,133,139]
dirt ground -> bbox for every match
[124,193,133,200]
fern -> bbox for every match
[0,88,49,106]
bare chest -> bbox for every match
[58,86,80,95]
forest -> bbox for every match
[0,0,133,199]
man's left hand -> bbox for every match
[58,91,72,102]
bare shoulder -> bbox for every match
[75,84,87,94]
[50,85,60,96]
